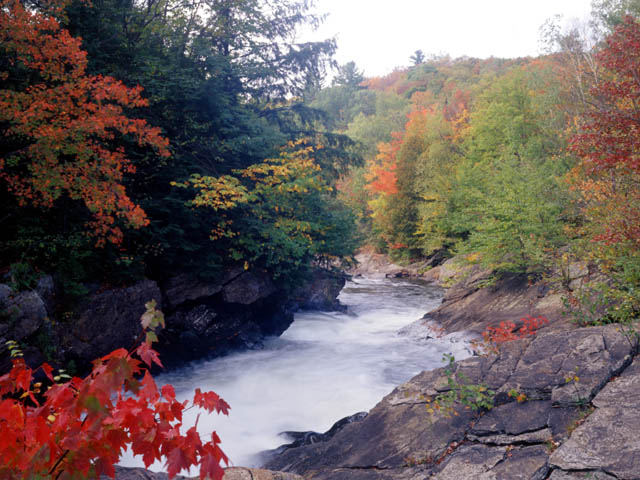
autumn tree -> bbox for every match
[177,141,357,279]
[0,301,229,479]
[0,0,169,247]
[568,15,640,319]
[570,15,640,246]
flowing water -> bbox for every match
[120,276,472,470]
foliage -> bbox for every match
[563,278,640,349]
[426,354,495,419]
[449,67,572,272]
[177,141,357,279]
[0,300,229,479]
[570,16,640,247]
[473,315,549,355]
[0,0,170,247]
[0,0,358,292]
[565,15,640,327]
[507,388,527,403]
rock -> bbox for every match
[427,268,567,336]
[222,467,303,480]
[267,411,368,457]
[548,470,618,479]
[109,466,302,480]
[0,287,47,341]
[110,466,189,479]
[0,284,11,305]
[347,251,429,279]
[264,325,635,479]
[291,268,347,311]
[433,444,550,480]
[65,279,161,367]
[550,358,640,479]
[223,271,276,305]
[161,274,223,311]
[35,275,55,312]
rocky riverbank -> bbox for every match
[261,254,639,479]
[0,266,346,374]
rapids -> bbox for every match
[120,276,472,470]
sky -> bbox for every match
[300,0,594,78]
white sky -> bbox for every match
[301,0,594,78]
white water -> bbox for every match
[120,277,471,471]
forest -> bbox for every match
[1,0,640,477]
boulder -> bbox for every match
[65,279,162,366]
[223,271,277,305]
[161,274,223,311]
[0,285,47,341]
[427,268,567,336]
[291,268,347,311]
[35,274,56,312]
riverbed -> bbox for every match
[120,276,472,470]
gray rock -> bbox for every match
[110,466,302,480]
[428,268,567,336]
[548,470,618,479]
[162,274,222,311]
[35,275,55,312]
[222,467,303,480]
[110,466,188,479]
[470,400,551,436]
[0,283,12,305]
[292,268,347,311]
[265,325,636,479]
[223,272,276,305]
[550,358,640,479]
[1,289,47,340]
[66,279,161,365]
[434,444,506,479]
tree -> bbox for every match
[176,141,357,279]
[59,0,346,281]
[448,67,571,272]
[0,301,229,479]
[0,0,170,246]
[333,61,365,88]
[410,49,425,66]
[570,15,640,263]
[591,0,640,33]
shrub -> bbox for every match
[0,301,229,479]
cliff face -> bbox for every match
[0,267,347,373]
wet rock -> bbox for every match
[269,411,368,457]
[291,268,347,311]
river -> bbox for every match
[120,276,472,470]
